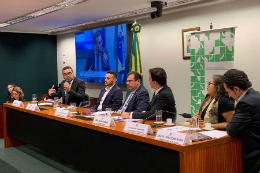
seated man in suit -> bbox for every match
[93,71,123,111]
[117,71,149,113]
[48,66,85,106]
[223,69,260,173]
[121,67,177,121]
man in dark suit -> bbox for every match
[48,66,85,106]
[223,69,260,173]
[117,71,149,113]
[93,71,123,111]
[121,67,176,121]
[85,31,110,71]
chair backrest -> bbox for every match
[82,94,90,107]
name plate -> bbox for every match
[26,103,40,111]
[93,115,116,127]
[124,122,153,135]
[12,100,24,107]
[155,129,191,145]
[55,108,71,117]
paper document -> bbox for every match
[161,126,190,132]
[200,130,228,138]
[38,103,53,106]
[85,115,95,118]
[91,111,114,116]
[112,116,143,122]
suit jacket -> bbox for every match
[93,84,123,111]
[51,77,85,106]
[85,49,110,71]
[120,85,149,112]
[226,88,260,160]
[132,85,176,121]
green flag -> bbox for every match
[129,22,143,84]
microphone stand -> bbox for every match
[75,101,83,115]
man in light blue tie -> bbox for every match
[117,71,149,114]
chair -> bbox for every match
[82,94,91,107]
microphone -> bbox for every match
[142,110,190,124]
[75,101,83,115]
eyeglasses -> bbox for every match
[208,82,215,86]
[63,72,72,76]
[126,80,136,83]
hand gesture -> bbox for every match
[48,85,56,96]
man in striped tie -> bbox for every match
[117,71,149,115]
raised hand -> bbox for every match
[48,85,56,96]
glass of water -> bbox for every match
[105,108,112,116]
[32,94,37,102]
[53,97,59,108]
[156,110,162,123]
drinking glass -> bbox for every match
[155,110,162,123]
[32,94,37,102]
[53,97,59,108]
[70,102,76,112]
[105,108,112,116]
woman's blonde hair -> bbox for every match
[12,86,24,99]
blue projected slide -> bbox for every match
[75,24,129,84]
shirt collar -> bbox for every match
[155,86,164,95]
[237,88,250,102]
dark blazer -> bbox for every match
[132,85,176,121]
[226,88,260,163]
[120,85,149,113]
[51,77,85,106]
[93,84,123,111]
[85,49,110,71]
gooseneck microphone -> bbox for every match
[75,101,83,115]
[142,110,191,124]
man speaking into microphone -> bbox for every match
[85,30,110,71]
[48,66,85,106]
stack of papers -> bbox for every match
[112,116,143,122]
[161,126,190,132]
[199,130,228,138]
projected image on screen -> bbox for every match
[75,24,129,84]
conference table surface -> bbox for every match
[3,102,242,173]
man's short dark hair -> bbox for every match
[93,31,101,45]
[149,67,167,86]
[62,66,73,72]
[223,69,252,90]
[127,71,142,82]
[107,71,117,79]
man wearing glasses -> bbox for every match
[117,71,149,114]
[85,30,110,72]
[48,66,85,106]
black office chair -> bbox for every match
[245,158,260,173]
[82,94,91,108]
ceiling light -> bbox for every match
[0,0,88,28]
[46,0,205,34]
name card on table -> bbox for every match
[124,122,153,135]
[12,100,24,107]
[26,103,40,111]
[93,115,116,127]
[55,108,71,117]
[155,129,191,145]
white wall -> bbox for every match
[57,0,260,122]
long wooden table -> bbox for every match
[3,102,242,173]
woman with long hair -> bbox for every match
[190,75,235,130]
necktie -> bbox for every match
[65,81,71,105]
[120,92,134,113]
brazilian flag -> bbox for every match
[129,23,143,85]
